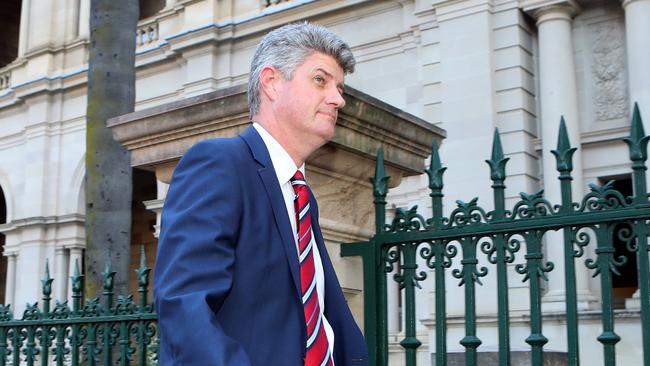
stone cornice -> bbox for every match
[521,0,581,20]
[0,214,85,234]
[431,0,494,22]
[107,84,446,183]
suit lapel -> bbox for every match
[240,126,301,299]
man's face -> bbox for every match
[273,52,346,150]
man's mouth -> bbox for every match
[318,111,337,120]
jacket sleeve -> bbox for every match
[153,140,250,365]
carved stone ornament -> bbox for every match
[591,19,628,122]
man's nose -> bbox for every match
[327,88,345,109]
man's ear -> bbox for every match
[259,65,282,102]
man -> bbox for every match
[153,23,369,366]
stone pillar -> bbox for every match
[623,0,650,117]
[78,0,90,39]
[144,186,165,239]
[622,0,650,309]
[65,0,81,41]
[144,167,173,239]
[54,247,68,303]
[18,0,31,56]
[4,254,16,306]
[526,1,595,310]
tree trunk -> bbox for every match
[85,0,138,299]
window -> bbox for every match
[139,0,165,20]
[0,0,22,68]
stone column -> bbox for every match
[4,254,16,306]
[78,0,90,39]
[18,0,31,56]
[526,1,595,310]
[54,247,68,303]
[144,168,173,239]
[66,0,81,41]
[623,0,650,118]
[622,0,650,309]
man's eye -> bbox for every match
[314,76,325,84]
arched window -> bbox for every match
[0,186,7,305]
[0,0,22,68]
[139,0,165,20]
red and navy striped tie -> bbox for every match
[291,171,334,366]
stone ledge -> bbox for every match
[107,84,445,184]
[433,351,568,366]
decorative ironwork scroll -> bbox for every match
[0,246,159,366]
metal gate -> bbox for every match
[342,105,650,366]
[0,246,159,366]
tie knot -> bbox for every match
[290,170,308,199]
[290,170,306,185]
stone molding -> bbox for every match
[107,84,446,184]
[421,308,643,328]
[521,0,581,22]
[143,199,164,238]
[0,214,86,253]
[431,0,494,22]
[0,214,85,232]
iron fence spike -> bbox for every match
[487,128,509,183]
[140,244,146,268]
[491,128,504,162]
[551,116,577,175]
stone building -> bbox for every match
[0,0,648,364]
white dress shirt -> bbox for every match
[253,123,336,358]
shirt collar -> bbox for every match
[253,122,305,185]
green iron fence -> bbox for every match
[0,246,159,366]
[342,104,650,366]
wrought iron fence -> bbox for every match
[0,246,159,366]
[342,104,650,366]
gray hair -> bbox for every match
[247,22,355,117]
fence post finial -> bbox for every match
[71,259,84,314]
[426,140,446,191]
[136,244,151,309]
[373,148,389,234]
[102,249,116,292]
[486,128,509,184]
[42,259,53,297]
[625,103,649,162]
[551,117,577,177]
[624,102,650,203]
[373,148,389,199]
[42,259,53,316]
[425,139,446,226]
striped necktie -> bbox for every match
[291,171,334,366]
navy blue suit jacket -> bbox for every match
[154,126,368,365]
